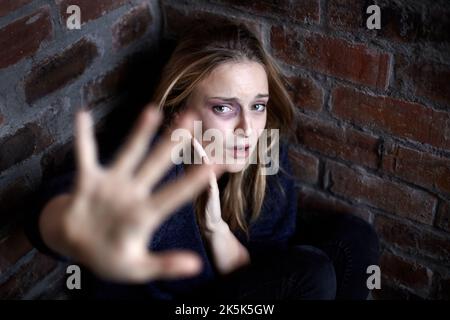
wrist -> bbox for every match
[40,194,77,258]
[203,219,230,237]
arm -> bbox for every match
[191,138,250,274]
[24,171,75,261]
[202,219,250,275]
[24,105,221,283]
[38,193,76,258]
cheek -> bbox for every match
[203,118,231,133]
[198,117,233,148]
[257,114,267,130]
[254,115,267,139]
[197,108,227,130]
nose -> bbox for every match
[235,112,252,137]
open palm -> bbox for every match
[48,104,218,283]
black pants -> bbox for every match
[182,212,380,301]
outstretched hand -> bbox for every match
[42,104,221,283]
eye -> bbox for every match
[212,105,233,113]
[253,103,266,112]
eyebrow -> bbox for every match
[206,93,269,102]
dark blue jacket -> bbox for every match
[24,141,297,300]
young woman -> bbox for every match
[25,21,379,300]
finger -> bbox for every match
[139,251,202,281]
[134,112,196,190]
[208,169,218,193]
[150,164,222,221]
[191,137,219,194]
[112,105,161,175]
[74,110,98,175]
[191,136,210,164]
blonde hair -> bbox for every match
[152,20,296,235]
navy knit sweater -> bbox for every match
[24,141,298,300]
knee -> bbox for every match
[291,245,337,300]
[336,215,380,264]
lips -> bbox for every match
[232,144,250,151]
[228,144,250,158]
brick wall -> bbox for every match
[0,0,449,300]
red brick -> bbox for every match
[436,202,450,233]
[327,0,366,31]
[57,0,129,26]
[112,3,152,50]
[163,4,263,41]
[378,3,424,43]
[382,143,450,196]
[0,6,52,69]
[286,75,323,112]
[329,1,423,43]
[288,149,319,185]
[378,3,449,44]
[298,187,372,222]
[40,141,74,181]
[24,38,98,104]
[297,113,380,168]
[380,251,433,293]
[0,252,57,299]
[328,1,450,45]
[0,0,33,18]
[0,123,54,173]
[372,279,424,300]
[0,228,32,273]
[374,215,450,263]
[270,27,391,89]
[328,162,437,225]
[395,56,450,106]
[206,0,320,24]
[331,86,450,150]
[83,60,129,109]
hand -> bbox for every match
[190,137,250,274]
[191,137,227,233]
[40,104,220,283]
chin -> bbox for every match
[224,163,247,173]
[221,147,257,173]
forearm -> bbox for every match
[39,193,74,258]
[203,222,250,274]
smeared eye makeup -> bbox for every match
[212,104,234,114]
[208,101,267,116]
[204,94,269,119]
[208,100,240,117]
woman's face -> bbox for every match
[186,61,269,172]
